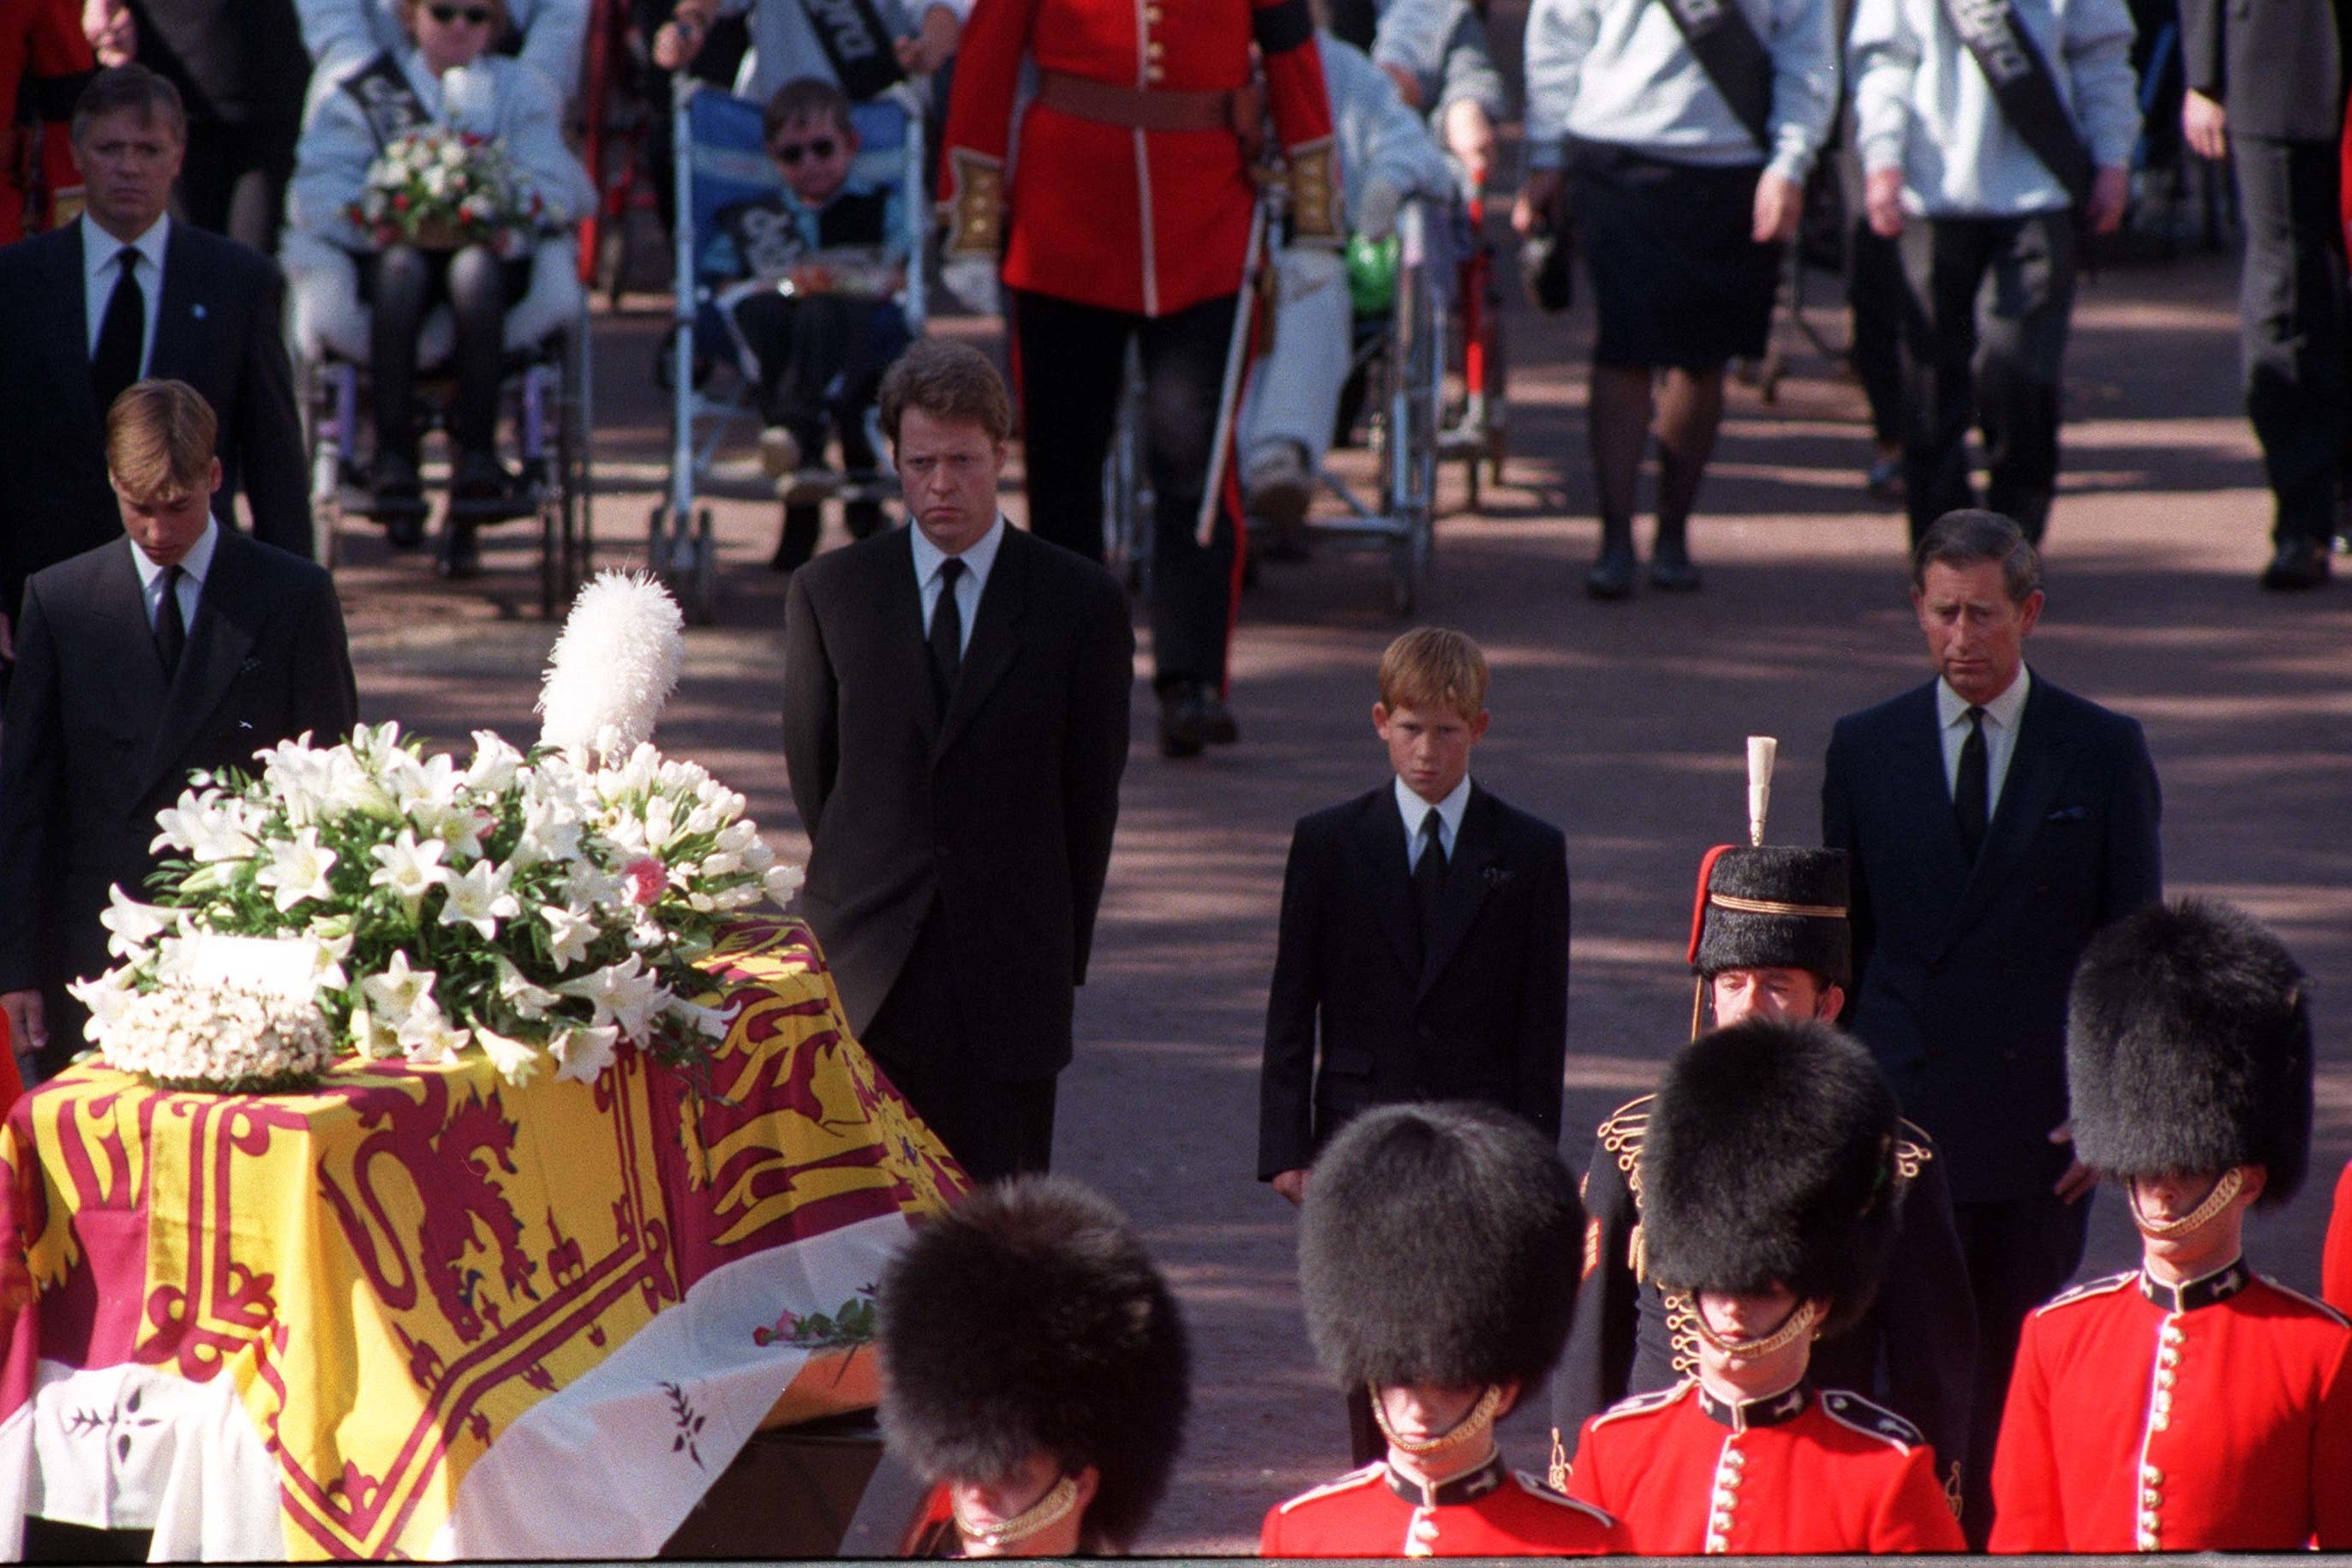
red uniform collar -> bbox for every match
[1383,1451,1508,1509]
[1697,1380,1811,1431]
[2138,1257,2251,1314]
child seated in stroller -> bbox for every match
[284,0,594,576]
[714,75,915,572]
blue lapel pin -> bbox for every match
[192,303,207,320]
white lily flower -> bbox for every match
[369,829,450,907]
[398,1009,469,1066]
[667,996,735,1040]
[351,1008,403,1060]
[99,887,176,957]
[67,967,140,1039]
[539,903,597,971]
[465,730,523,793]
[256,827,338,913]
[558,952,665,1039]
[763,863,805,904]
[476,1024,548,1086]
[551,1022,619,1084]
[439,858,520,941]
[307,931,355,992]
[359,948,437,1022]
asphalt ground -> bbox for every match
[327,235,2350,1553]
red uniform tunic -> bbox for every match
[1564,1379,1966,1554]
[939,0,1338,317]
[0,0,92,243]
[2324,1164,2352,1317]
[1261,1452,1621,1557]
[1989,1261,2352,1552]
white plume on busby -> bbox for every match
[876,1177,1188,1552]
[536,571,686,764]
[1299,1102,1583,1391]
[1641,1019,1900,1338]
[2066,897,2313,1206]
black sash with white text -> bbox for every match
[1934,0,2093,207]
[339,51,430,151]
[799,0,907,100]
[1651,0,1774,151]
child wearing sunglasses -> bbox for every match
[713,75,913,572]
[284,0,594,574]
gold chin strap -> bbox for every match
[1707,892,1848,919]
[952,1473,1081,1553]
[1676,1294,1822,1359]
[1369,1382,1505,1458]
[2129,1169,2245,1242]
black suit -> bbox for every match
[0,219,309,625]
[2182,0,2352,551]
[781,521,1133,1181]
[1822,668,2160,1538]
[0,528,359,1074]
[1256,782,1570,1182]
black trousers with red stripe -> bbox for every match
[1011,287,1242,693]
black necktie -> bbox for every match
[928,556,966,703]
[1411,806,1447,963]
[154,563,185,678]
[92,246,146,416]
[1954,706,1989,862]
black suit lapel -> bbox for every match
[1941,677,2064,951]
[881,531,941,751]
[933,526,1025,763]
[50,225,103,438]
[1346,790,1421,976]
[1894,683,1974,901]
[1417,785,1499,999]
[141,530,261,800]
[150,226,202,380]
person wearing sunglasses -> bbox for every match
[712,75,913,572]
[284,0,594,575]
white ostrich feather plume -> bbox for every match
[536,572,685,764]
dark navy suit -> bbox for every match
[1822,667,2161,1537]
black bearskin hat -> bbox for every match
[2067,898,2312,1207]
[877,1177,1188,1552]
[1688,845,1852,988]
[1641,1019,1900,1339]
[1299,1102,1583,1391]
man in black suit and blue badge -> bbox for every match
[1822,507,2162,1540]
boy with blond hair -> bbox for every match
[1258,626,1571,1461]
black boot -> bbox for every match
[1649,520,1702,591]
[1586,517,1637,600]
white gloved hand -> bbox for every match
[940,255,1002,317]
[1355,177,1405,243]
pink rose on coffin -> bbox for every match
[622,857,667,907]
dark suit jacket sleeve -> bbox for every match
[292,569,360,742]
[2098,717,2162,924]
[1821,717,1874,1001]
[1516,826,1570,1141]
[1876,1140,1979,1500]
[780,567,839,839]
[234,262,313,559]
[1256,822,1324,1180]
[1552,1134,1639,1449]
[2179,0,2221,97]
[1062,571,1133,985]
[0,582,63,993]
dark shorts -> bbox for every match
[1568,140,1780,370]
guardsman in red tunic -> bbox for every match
[938,0,1340,758]
[1562,1018,1968,1553]
[2325,1159,2352,1315]
[0,0,93,243]
[1990,898,2352,1553]
[877,1176,1190,1557]
[1262,1102,1622,1556]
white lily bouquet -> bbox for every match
[350,127,547,252]
[73,574,803,1092]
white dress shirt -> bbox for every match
[130,518,218,637]
[82,212,171,375]
[908,514,1005,657]
[1936,665,2031,818]
[1394,774,1471,870]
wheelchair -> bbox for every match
[652,73,928,625]
[289,233,595,618]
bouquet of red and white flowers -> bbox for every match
[349,126,546,251]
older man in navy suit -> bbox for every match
[1822,507,2161,1541]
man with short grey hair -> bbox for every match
[1821,506,2161,1540]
